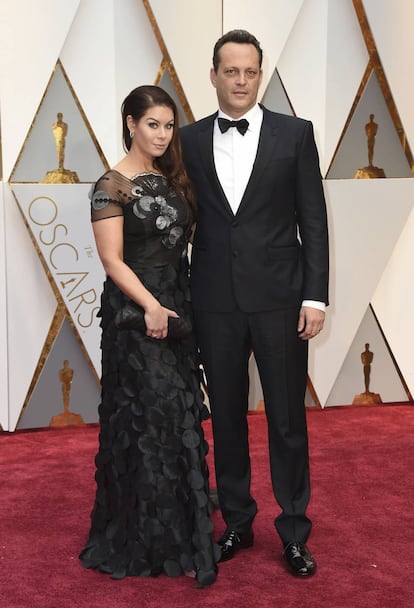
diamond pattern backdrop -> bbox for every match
[0,0,413,430]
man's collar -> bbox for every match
[217,103,262,124]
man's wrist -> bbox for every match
[302,300,326,312]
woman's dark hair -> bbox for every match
[121,85,196,214]
[212,29,263,72]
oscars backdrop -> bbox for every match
[0,0,413,431]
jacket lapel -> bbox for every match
[195,108,280,218]
[236,108,279,216]
[197,113,237,217]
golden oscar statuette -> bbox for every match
[49,360,85,427]
[352,343,382,405]
[354,114,386,179]
[42,112,79,183]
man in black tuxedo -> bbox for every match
[180,30,329,577]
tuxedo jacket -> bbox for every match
[180,106,329,313]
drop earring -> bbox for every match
[129,131,134,138]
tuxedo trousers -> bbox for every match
[193,306,312,545]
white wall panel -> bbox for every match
[277,0,329,170]
[372,207,414,396]
[276,0,368,176]
[4,185,57,431]
[325,0,368,177]
[1,1,413,428]
[113,0,163,131]
[0,0,80,180]
[61,0,162,167]
[0,184,8,430]
[363,0,414,160]
[222,0,305,99]
[12,184,105,376]
[309,179,414,406]
[149,0,222,119]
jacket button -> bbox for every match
[232,250,239,257]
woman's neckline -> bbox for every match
[109,168,165,182]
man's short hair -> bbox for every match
[212,29,263,71]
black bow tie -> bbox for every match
[218,117,249,136]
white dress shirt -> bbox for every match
[213,103,325,313]
[214,104,263,214]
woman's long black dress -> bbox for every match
[80,171,218,584]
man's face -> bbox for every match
[210,42,263,118]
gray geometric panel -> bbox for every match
[17,318,100,429]
[159,70,190,128]
[261,69,295,116]
[11,63,106,183]
[304,385,319,408]
[327,71,412,179]
[325,305,408,406]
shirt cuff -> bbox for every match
[302,300,326,312]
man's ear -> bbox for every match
[210,68,217,88]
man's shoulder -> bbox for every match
[262,106,311,129]
[180,113,217,136]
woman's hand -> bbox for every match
[144,304,179,339]
[93,218,179,340]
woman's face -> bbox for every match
[128,104,175,159]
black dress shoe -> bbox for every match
[283,542,316,577]
[218,529,254,562]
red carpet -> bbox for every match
[1,405,414,608]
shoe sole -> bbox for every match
[219,539,254,562]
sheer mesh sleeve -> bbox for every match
[90,171,124,222]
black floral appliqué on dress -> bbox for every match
[79,171,219,583]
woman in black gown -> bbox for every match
[79,86,218,586]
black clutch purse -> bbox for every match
[114,300,192,339]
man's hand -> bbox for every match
[297,306,325,340]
